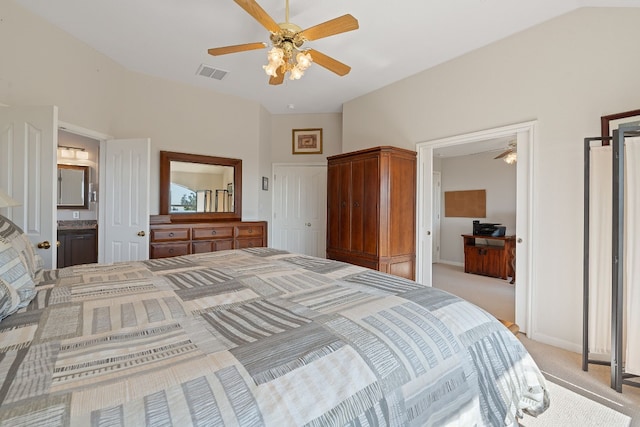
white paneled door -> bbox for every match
[0,106,58,268]
[272,164,327,258]
[101,138,150,263]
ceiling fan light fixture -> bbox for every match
[296,51,312,69]
[503,151,517,164]
[263,45,313,80]
[210,0,358,85]
[263,47,284,77]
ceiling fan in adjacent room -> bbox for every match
[494,141,517,164]
[207,0,359,85]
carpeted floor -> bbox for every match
[519,381,630,426]
[432,263,640,426]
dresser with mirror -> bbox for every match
[149,151,267,259]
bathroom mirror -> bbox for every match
[57,164,89,209]
[159,151,242,221]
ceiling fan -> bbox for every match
[494,141,517,164]
[208,0,359,85]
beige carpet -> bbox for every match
[519,381,630,426]
[432,262,515,321]
[432,263,640,426]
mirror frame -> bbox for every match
[159,151,242,221]
[57,164,89,209]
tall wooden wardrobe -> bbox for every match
[326,146,417,280]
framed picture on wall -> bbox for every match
[292,128,323,154]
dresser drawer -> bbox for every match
[192,239,234,253]
[235,224,264,238]
[150,228,190,242]
[192,226,234,240]
[235,237,264,249]
[150,242,190,258]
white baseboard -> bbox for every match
[528,331,582,354]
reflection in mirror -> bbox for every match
[57,164,89,209]
[170,161,235,213]
[160,151,242,221]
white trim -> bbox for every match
[59,121,113,140]
[416,120,536,333]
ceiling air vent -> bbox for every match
[196,64,229,81]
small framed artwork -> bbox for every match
[262,176,269,191]
[292,128,323,155]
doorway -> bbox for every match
[416,121,536,332]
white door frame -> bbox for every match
[416,120,536,332]
[59,121,113,263]
[432,171,441,263]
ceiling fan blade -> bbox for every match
[299,14,359,41]
[269,67,285,85]
[494,149,511,160]
[208,42,266,56]
[233,0,281,33]
[307,49,351,76]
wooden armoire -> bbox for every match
[326,146,417,279]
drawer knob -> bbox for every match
[211,230,217,235]
[169,232,174,237]
[169,248,174,254]
[248,228,253,233]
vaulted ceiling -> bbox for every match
[14,0,638,114]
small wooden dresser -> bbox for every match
[462,234,515,281]
[149,216,267,259]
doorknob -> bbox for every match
[37,241,51,249]
[138,231,146,237]
[305,223,311,227]
[517,238,523,243]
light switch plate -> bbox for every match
[72,211,79,219]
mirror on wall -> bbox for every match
[159,151,242,221]
[57,164,89,209]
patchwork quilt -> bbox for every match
[0,248,549,426]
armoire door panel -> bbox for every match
[389,156,416,255]
[337,162,351,250]
[350,159,365,252]
[362,157,379,256]
[326,164,341,250]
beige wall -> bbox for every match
[343,7,640,351]
[270,113,343,163]
[1,0,271,222]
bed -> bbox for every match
[0,214,549,426]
